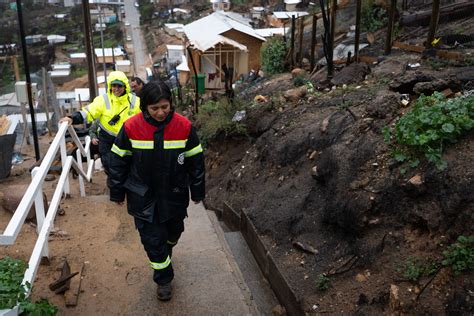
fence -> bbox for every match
[284,0,473,74]
[0,122,94,316]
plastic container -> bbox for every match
[192,73,206,94]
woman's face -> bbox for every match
[147,99,171,122]
[111,84,125,97]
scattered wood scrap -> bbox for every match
[0,115,11,135]
[65,262,85,307]
[49,261,77,294]
[393,41,465,61]
[293,241,318,255]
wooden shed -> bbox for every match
[183,11,265,90]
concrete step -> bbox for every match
[223,230,279,315]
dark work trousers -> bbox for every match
[98,131,115,175]
[134,216,185,285]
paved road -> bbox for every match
[123,0,149,80]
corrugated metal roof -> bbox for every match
[94,48,124,57]
[273,11,309,19]
[56,91,76,99]
[166,45,185,51]
[255,28,285,37]
[49,70,71,77]
[116,60,131,65]
[0,93,20,107]
[70,53,87,58]
[183,11,264,52]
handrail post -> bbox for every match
[76,147,85,197]
[31,167,48,258]
[59,134,70,197]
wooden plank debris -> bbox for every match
[393,41,465,61]
[0,115,11,136]
[49,261,76,294]
[65,262,85,307]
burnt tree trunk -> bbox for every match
[426,0,441,48]
[319,0,335,79]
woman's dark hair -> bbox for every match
[131,76,144,86]
[139,80,173,112]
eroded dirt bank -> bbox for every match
[205,57,474,314]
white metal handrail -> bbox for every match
[0,122,95,315]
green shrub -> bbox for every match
[396,257,440,281]
[195,98,247,146]
[292,75,306,87]
[316,273,330,291]
[0,257,58,315]
[383,93,474,170]
[261,37,288,75]
[442,236,474,275]
[361,0,388,33]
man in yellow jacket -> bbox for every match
[60,71,141,174]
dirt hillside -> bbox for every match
[204,53,473,314]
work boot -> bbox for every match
[157,282,172,301]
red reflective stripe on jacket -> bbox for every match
[124,112,191,141]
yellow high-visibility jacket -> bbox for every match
[72,71,141,136]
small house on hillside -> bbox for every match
[166,45,185,66]
[70,53,87,65]
[183,11,265,90]
[25,35,46,45]
[115,60,131,73]
[94,48,124,64]
[52,63,71,71]
[284,0,302,11]
[250,7,265,20]
[269,11,308,27]
[255,28,285,38]
[47,35,66,45]
[211,0,230,12]
[164,23,185,39]
[56,91,76,110]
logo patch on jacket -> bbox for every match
[177,153,185,165]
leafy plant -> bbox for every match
[396,257,427,281]
[261,37,288,75]
[442,235,474,275]
[293,75,306,87]
[195,98,247,146]
[361,0,388,33]
[0,257,58,315]
[316,273,330,291]
[383,93,474,170]
[0,257,27,309]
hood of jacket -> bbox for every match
[107,71,131,96]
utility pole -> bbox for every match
[98,5,107,89]
[12,56,20,81]
[82,0,98,100]
[354,0,362,62]
[16,0,40,161]
[42,67,52,136]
